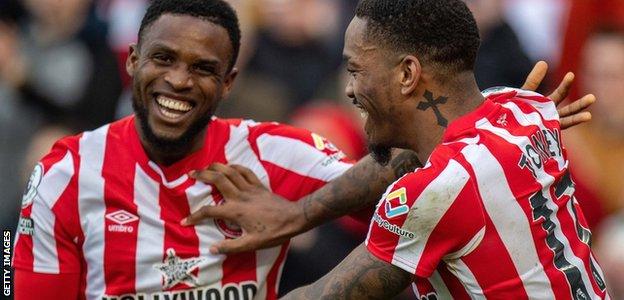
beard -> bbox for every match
[132,96,213,155]
[368,143,392,166]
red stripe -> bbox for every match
[102,121,140,295]
[438,264,471,300]
[264,244,289,299]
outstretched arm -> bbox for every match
[183,151,421,254]
[283,244,413,300]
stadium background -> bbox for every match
[0,0,622,298]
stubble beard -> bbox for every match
[368,143,392,166]
[132,95,213,156]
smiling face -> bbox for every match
[127,14,237,159]
[343,17,405,164]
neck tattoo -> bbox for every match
[417,90,448,127]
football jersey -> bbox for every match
[13,116,352,300]
[366,88,609,300]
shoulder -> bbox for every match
[483,87,558,122]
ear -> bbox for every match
[126,43,139,77]
[222,67,239,100]
[399,55,421,96]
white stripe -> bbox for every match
[477,120,599,299]
[148,161,188,188]
[256,134,351,182]
[78,125,109,299]
[501,102,565,170]
[255,246,282,299]
[225,123,270,188]
[444,227,485,260]
[446,259,486,299]
[134,165,165,292]
[185,181,225,286]
[391,160,469,275]
[462,144,555,299]
[32,151,74,273]
[429,270,453,299]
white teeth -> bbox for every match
[156,96,192,112]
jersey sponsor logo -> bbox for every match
[17,217,34,236]
[106,210,139,233]
[373,213,415,239]
[153,248,206,289]
[384,187,410,219]
[311,133,339,152]
[22,163,43,208]
[213,196,242,238]
[101,281,258,300]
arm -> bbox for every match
[183,149,421,254]
[283,244,413,300]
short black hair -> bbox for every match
[138,0,241,72]
[356,0,480,73]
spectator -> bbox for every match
[466,0,534,90]
[563,27,624,229]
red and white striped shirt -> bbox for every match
[13,116,352,300]
[366,88,609,300]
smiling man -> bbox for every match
[10,1,358,299]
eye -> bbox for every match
[152,53,173,64]
[346,68,357,78]
[192,64,216,76]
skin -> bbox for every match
[126,14,238,165]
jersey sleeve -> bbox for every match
[248,122,353,201]
[12,137,82,275]
[365,156,485,278]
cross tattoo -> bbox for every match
[417,90,448,127]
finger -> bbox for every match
[557,94,596,118]
[182,204,232,226]
[549,72,575,105]
[189,169,239,199]
[521,61,548,91]
[560,112,592,130]
[209,236,256,254]
[208,163,252,189]
[231,164,264,186]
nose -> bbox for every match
[345,78,355,100]
[164,65,193,91]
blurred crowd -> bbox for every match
[1,0,623,298]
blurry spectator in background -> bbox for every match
[595,215,624,299]
[218,0,354,122]
[563,27,624,230]
[0,0,121,231]
[465,0,534,90]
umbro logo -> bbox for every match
[106,210,138,233]
[106,210,139,224]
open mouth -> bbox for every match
[155,94,194,120]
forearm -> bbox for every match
[282,244,413,299]
[297,149,422,232]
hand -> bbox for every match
[521,61,595,129]
[182,163,304,254]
